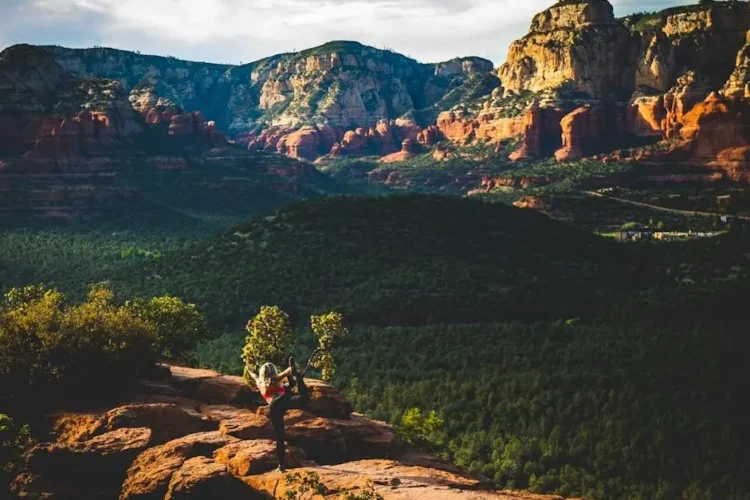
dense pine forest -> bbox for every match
[2,195,750,498]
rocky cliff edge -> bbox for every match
[10,364,572,500]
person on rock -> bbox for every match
[247,352,318,472]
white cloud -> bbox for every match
[3,0,696,65]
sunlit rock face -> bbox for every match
[11,364,565,500]
[498,0,637,100]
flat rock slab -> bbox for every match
[219,413,274,441]
[245,460,572,500]
[214,439,308,476]
[91,404,216,445]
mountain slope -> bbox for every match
[121,195,635,328]
[0,45,357,226]
[40,42,494,136]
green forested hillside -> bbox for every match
[335,321,750,499]
[3,194,750,499]
[119,195,638,328]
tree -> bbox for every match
[242,306,293,385]
[2,284,49,311]
[127,295,208,359]
[310,312,348,381]
[0,414,33,491]
[397,408,445,449]
[0,284,156,408]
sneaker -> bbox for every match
[277,465,287,473]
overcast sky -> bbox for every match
[0,0,695,66]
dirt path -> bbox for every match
[584,191,750,221]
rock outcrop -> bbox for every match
[5,2,750,179]
[723,30,750,98]
[668,93,750,174]
[498,0,636,99]
[554,104,627,162]
[380,139,417,163]
[10,364,567,500]
[1,42,495,163]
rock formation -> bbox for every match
[723,30,750,98]
[498,0,636,99]
[380,139,417,163]
[4,1,750,180]
[668,93,750,176]
[10,365,568,500]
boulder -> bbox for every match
[16,428,153,499]
[219,412,274,440]
[194,375,254,405]
[50,404,214,447]
[341,130,364,154]
[120,431,237,500]
[286,417,348,463]
[164,456,247,500]
[166,365,255,405]
[213,439,308,476]
[304,379,353,419]
[330,414,395,459]
[513,196,548,211]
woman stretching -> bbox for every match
[247,352,318,472]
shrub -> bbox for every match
[397,408,445,450]
[0,284,157,409]
[126,295,209,359]
[242,306,294,384]
[241,307,349,384]
[310,312,349,381]
[0,414,33,491]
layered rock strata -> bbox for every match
[10,365,569,500]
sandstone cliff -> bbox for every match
[498,0,636,100]
[37,42,494,140]
[10,364,570,500]
[4,1,750,174]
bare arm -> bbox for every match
[273,367,293,383]
[247,370,260,387]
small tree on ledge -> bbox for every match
[242,306,293,386]
[310,312,349,382]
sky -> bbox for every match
[0,0,696,66]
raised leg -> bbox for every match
[285,375,309,410]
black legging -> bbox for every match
[268,374,309,469]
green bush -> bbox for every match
[0,414,32,491]
[242,306,294,384]
[0,284,157,409]
[397,408,445,450]
[310,312,349,381]
[126,295,209,359]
